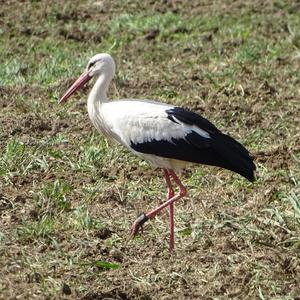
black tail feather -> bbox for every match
[210,133,256,182]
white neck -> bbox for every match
[87,72,114,130]
[88,73,112,106]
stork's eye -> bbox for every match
[88,61,96,69]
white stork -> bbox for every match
[59,53,256,252]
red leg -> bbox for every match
[145,170,186,219]
[168,170,188,196]
[157,169,174,214]
[163,169,175,199]
[167,169,188,252]
[169,202,174,252]
[130,169,187,253]
[164,169,175,252]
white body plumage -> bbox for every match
[88,97,212,170]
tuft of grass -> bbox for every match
[34,180,73,213]
[70,206,104,231]
[18,216,56,241]
[0,139,26,178]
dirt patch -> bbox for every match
[81,289,133,300]
[254,145,300,169]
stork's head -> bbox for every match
[59,53,115,103]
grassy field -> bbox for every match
[0,0,300,299]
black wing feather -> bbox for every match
[167,107,221,134]
[131,107,256,182]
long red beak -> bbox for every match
[59,71,92,103]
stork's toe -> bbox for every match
[129,213,149,238]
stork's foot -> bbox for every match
[129,213,149,238]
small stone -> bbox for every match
[62,283,72,295]
[95,227,112,240]
[109,249,123,262]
